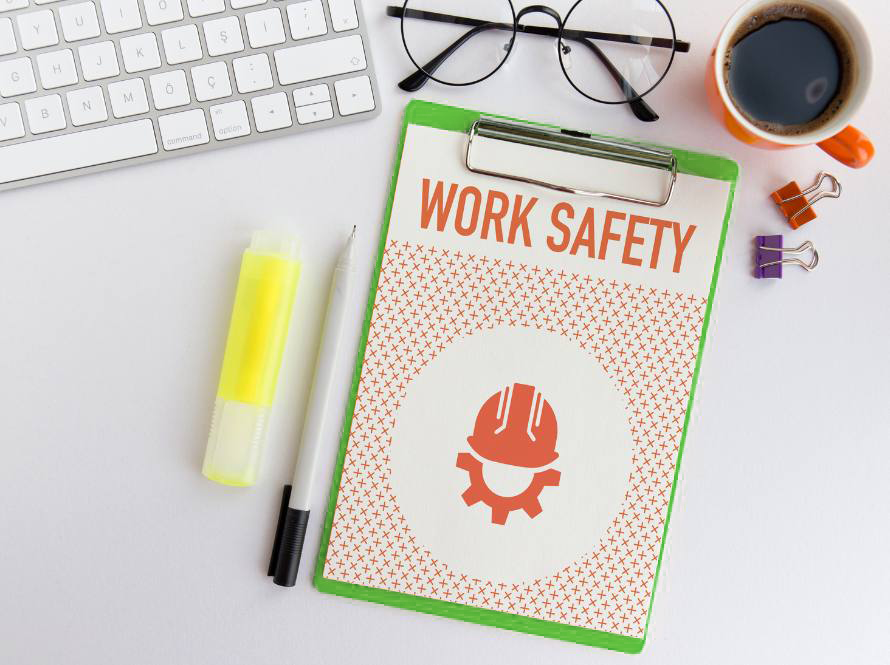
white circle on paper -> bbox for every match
[389,326,633,583]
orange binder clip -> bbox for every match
[771,172,841,229]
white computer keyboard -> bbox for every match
[0,0,379,191]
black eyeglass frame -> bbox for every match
[388,1,688,122]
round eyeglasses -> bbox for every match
[387,1,689,122]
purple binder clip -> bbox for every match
[754,235,819,279]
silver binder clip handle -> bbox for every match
[465,117,677,207]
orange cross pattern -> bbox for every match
[323,241,707,638]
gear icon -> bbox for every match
[457,383,561,525]
[456,452,561,525]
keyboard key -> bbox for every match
[66,85,108,126]
[17,10,59,50]
[108,77,148,117]
[0,58,37,97]
[245,8,284,48]
[100,0,142,34]
[274,34,365,85]
[292,82,328,107]
[285,0,325,40]
[59,2,101,42]
[0,17,15,55]
[186,0,223,17]
[36,49,78,89]
[191,60,231,101]
[230,0,264,8]
[158,108,208,150]
[296,100,332,124]
[0,102,25,141]
[251,91,290,132]
[203,15,243,56]
[0,0,28,13]
[34,0,65,4]
[0,119,157,185]
[162,24,202,64]
[327,0,357,32]
[149,69,190,109]
[334,74,373,115]
[233,52,271,93]
[120,32,161,72]
[25,94,66,134]
[144,0,183,25]
[210,99,249,140]
[78,40,120,80]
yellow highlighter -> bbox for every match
[203,231,301,487]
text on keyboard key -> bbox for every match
[100,0,142,34]
[295,100,332,125]
[108,76,149,117]
[78,40,120,80]
[292,83,328,107]
[0,119,157,184]
[59,2,101,42]
[36,49,78,89]
[150,69,190,109]
[233,52,272,93]
[144,0,183,25]
[274,34,365,85]
[285,0,325,41]
[244,8,285,48]
[203,15,244,56]
[17,10,60,50]
[251,91,290,132]
[120,32,162,72]
[66,85,108,126]
[327,0,358,32]
[161,24,202,64]
[0,58,37,97]
[210,100,249,140]
[25,94,66,134]
[334,74,373,116]
[0,102,25,141]
[191,60,231,101]
[149,69,192,111]
[158,108,209,150]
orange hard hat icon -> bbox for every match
[467,383,558,468]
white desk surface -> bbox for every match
[2,2,888,663]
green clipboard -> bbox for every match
[314,100,738,653]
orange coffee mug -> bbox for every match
[706,0,874,168]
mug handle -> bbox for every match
[817,125,875,168]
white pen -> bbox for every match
[269,226,357,587]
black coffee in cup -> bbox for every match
[723,3,855,135]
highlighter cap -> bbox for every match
[203,231,301,487]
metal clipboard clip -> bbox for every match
[465,117,678,207]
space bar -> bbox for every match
[0,120,158,185]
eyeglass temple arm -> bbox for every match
[386,6,691,53]
[397,21,512,92]
[570,37,658,122]
[394,15,658,122]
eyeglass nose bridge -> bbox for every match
[515,5,564,27]
[515,5,571,53]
